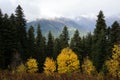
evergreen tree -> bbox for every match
[9,14,18,50]
[59,26,69,49]
[94,11,106,34]
[36,24,43,53]
[0,13,17,69]
[36,24,46,56]
[81,36,86,59]
[53,38,61,60]
[110,21,120,45]
[9,14,22,69]
[106,21,120,59]
[27,25,36,58]
[92,11,107,71]
[70,30,83,71]
[0,9,3,28]
[0,9,3,48]
[2,14,12,68]
[0,9,3,37]
[106,26,113,58]
[0,11,20,69]
[15,5,28,61]
[85,32,93,58]
[70,30,82,60]
[36,24,46,72]
[46,31,54,57]
[0,9,4,69]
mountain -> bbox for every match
[26,16,120,38]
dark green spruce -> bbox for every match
[110,21,120,45]
[46,31,54,58]
[27,25,36,58]
[70,29,82,60]
[0,9,4,69]
[84,32,93,58]
[59,26,69,50]
[15,5,28,61]
[36,24,46,72]
[53,38,61,60]
[92,11,108,71]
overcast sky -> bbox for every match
[0,0,120,21]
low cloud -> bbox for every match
[0,0,120,21]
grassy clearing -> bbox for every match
[0,70,116,80]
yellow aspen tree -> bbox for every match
[57,48,80,73]
[44,57,56,75]
[105,45,120,78]
[82,57,96,75]
[16,63,26,73]
[26,58,38,73]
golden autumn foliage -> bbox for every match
[44,57,56,75]
[26,58,38,73]
[82,57,96,75]
[16,63,27,73]
[105,45,120,78]
[57,48,80,73]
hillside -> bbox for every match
[27,16,120,37]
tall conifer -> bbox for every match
[92,11,107,71]
[110,21,120,45]
[46,31,54,57]
[0,9,4,69]
[36,24,46,72]
[27,26,36,58]
[15,5,28,61]
[70,30,82,60]
[59,26,69,49]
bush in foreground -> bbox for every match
[26,58,38,73]
[82,57,96,75]
[44,57,56,75]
